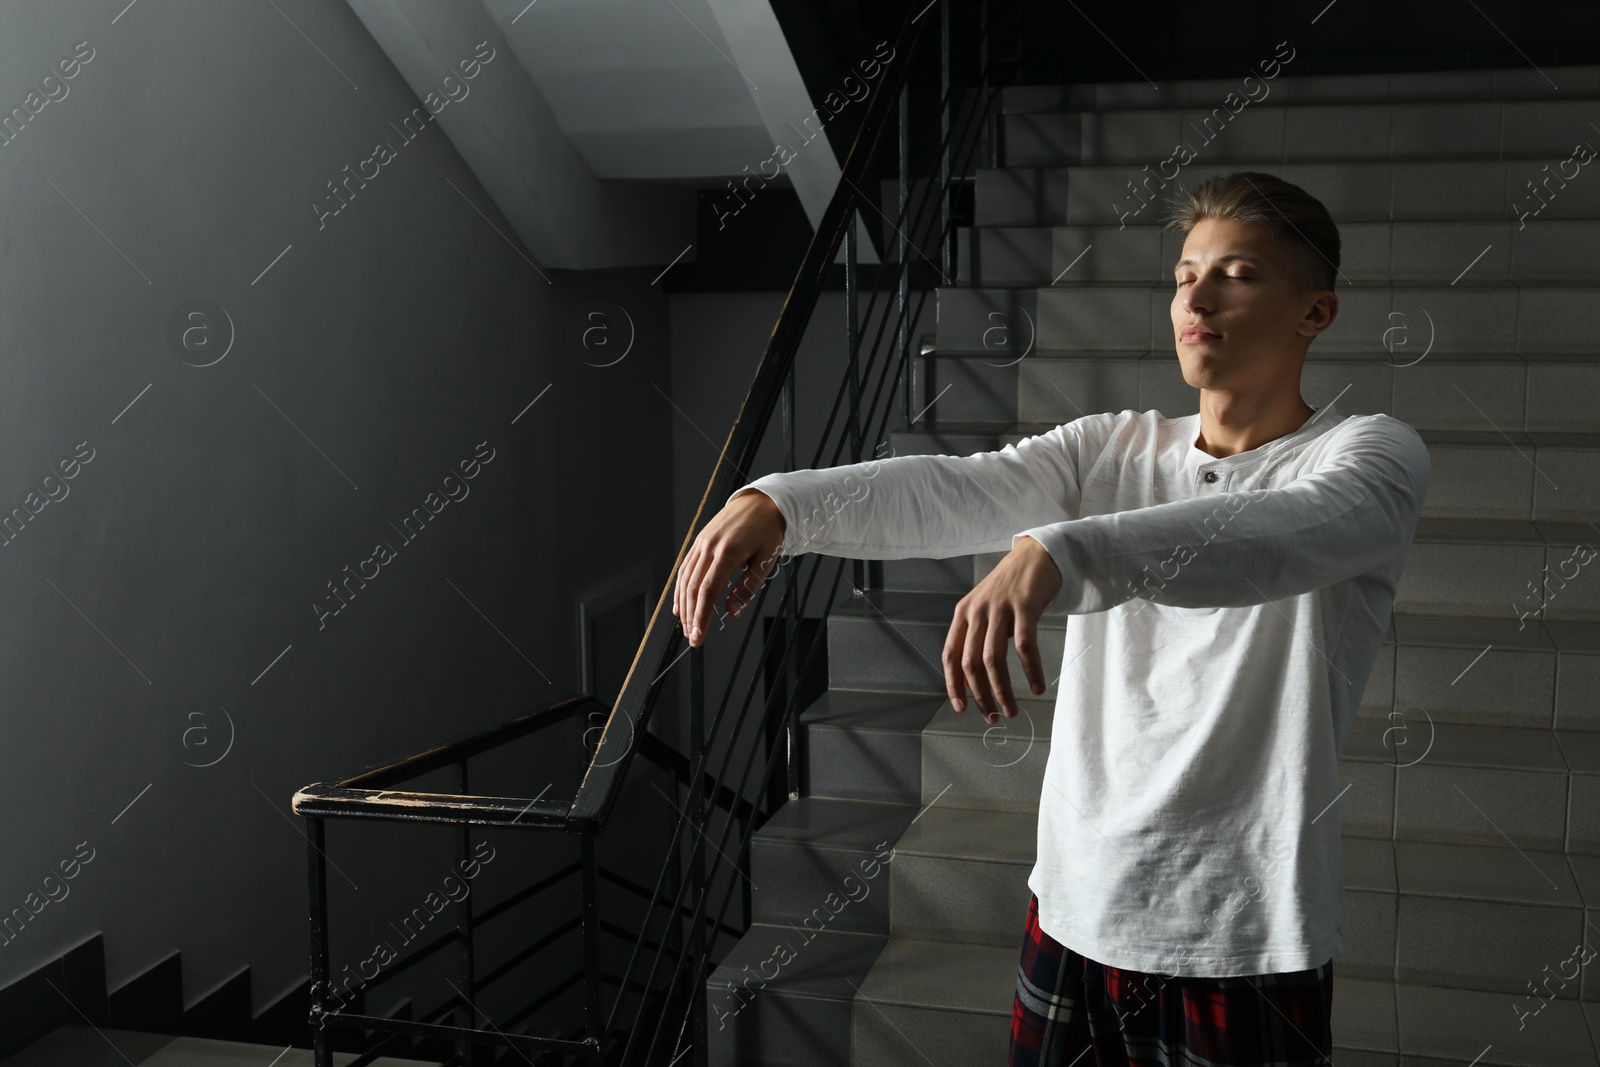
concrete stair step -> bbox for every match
[1324,429,1600,523]
[999,98,1600,168]
[956,219,1600,287]
[824,589,1066,698]
[974,161,1600,227]
[1339,838,1600,1000]
[705,923,884,1067]
[909,350,1600,433]
[746,796,1037,949]
[748,797,914,936]
[1326,974,1599,1066]
[802,687,1052,814]
[799,689,940,805]
[848,934,1015,1066]
[1369,613,1600,732]
[884,804,1034,948]
[917,695,1051,817]
[858,555,973,593]
[1342,716,1600,854]
[1399,518,1600,620]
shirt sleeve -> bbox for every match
[724,415,1114,560]
[1013,414,1432,615]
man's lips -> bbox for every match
[1181,327,1220,341]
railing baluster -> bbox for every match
[688,645,710,1067]
[454,759,476,1067]
[941,1,952,285]
[581,835,602,1063]
[846,206,864,595]
[781,347,801,801]
[307,815,332,1067]
[983,0,998,168]
[897,76,910,431]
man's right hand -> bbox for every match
[673,488,787,648]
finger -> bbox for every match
[1015,606,1045,697]
[693,546,734,645]
[673,545,684,617]
[986,605,1017,719]
[684,539,711,640]
[678,547,697,630]
[688,544,711,643]
[676,541,701,635]
[942,612,969,712]
[963,610,998,722]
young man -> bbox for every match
[674,171,1429,1065]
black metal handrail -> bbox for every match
[291,2,1015,1063]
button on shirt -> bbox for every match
[726,402,1431,976]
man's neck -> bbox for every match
[1193,388,1318,459]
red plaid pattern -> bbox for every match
[1010,894,1334,1066]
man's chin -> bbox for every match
[1176,358,1215,389]
[1178,344,1232,370]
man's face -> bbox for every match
[1170,217,1327,393]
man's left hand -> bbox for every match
[942,535,1062,724]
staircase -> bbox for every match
[709,64,1600,1066]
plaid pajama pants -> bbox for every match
[1010,894,1335,1066]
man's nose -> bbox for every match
[1179,284,1212,313]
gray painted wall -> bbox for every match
[0,0,676,1022]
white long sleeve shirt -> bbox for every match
[726,401,1430,977]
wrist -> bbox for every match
[737,487,786,537]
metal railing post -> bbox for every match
[306,815,333,1067]
[581,834,603,1063]
[454,759,477,1066]
[983,0,999,168]
[845,207,865,594]
[896,79,910,430]
[941,1,952,285]
[688,646,710,1066]
[782,352,800,801]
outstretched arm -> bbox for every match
[946,414,1430,724]
[674,415,1111,648]
[726,415,1111,561]
[1015,414,1431,615]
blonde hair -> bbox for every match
[1163,171,1340,293]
